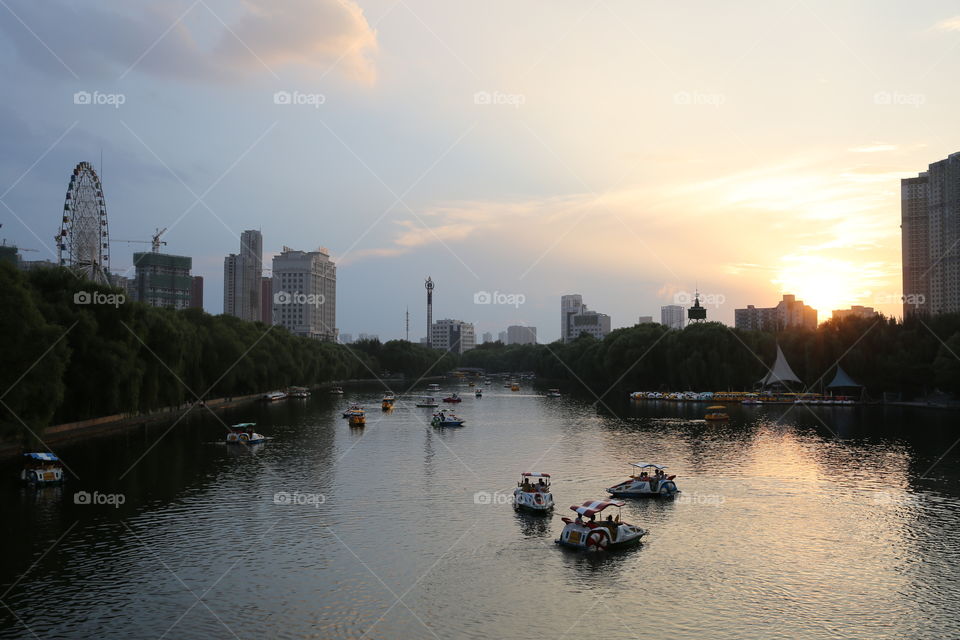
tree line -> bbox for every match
[461,315,960,399]
[3,262,959,443]
[0,264,455,442]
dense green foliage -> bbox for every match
[0,264,454,442]
[462,317,960,399]
[4,262,959,444]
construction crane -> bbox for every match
[114,228,168,253]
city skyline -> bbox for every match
[3,1,960,341]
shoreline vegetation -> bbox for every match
[3,262,960,448]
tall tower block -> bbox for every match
[425,277,434,347]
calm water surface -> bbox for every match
[2,385,960,639]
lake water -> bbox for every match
[2,384,959,639]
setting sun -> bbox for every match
[773,255,877,321]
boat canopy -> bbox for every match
[522,472,551,477]
[758,344,802,386]
[827,365,862,388]
[706,405,727,410]
[570,500,625,516]
[23,452,59,461]
[630,462,666,470]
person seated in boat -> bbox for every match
[575,514,584,525]
[537,478,546,490]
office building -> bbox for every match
[832,305,878,321]
[260,276,272,324]
[734,294,817,331]
[498,331,507,343]
[660,305,685,330]
[902,151,960,317]
[272,246,337,341]
[481,331,493,344]
[190,276,203,309]
[637,315,654,324]
[561,294,611,342]
[507,325,537,345]
[431,319,476,354]
[223,229,263,322]
[132,252,193,309]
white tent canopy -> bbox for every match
[758,344,801,386]
[827,365,862,388]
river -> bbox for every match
[2,383,959,639]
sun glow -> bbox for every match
[773,256,876,321]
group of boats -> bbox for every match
[512,462,681,551]
[630,391,858,405]
[262,386,311,402]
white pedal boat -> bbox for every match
[556,500,647,551]
[226,423,266,444]
[606,462,680,498]
[513,472,554,512]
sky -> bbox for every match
[1,0,959,342]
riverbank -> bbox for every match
[0,376,449,459]
[0,392,264,459]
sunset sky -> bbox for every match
[2,0,959,341]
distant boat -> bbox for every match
[20,452,64,485]
[262,391,287,402]
[226,423,266,444]
[416,396,439,408]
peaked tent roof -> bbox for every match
[759,344,802,386]
[827,365,861,388]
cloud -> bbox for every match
[0,0,378,84]
[848,143,898,153]
[934,16,960,32]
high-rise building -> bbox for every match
[560,294,611,342]
[498,331,507,343]
[190,275,203,309]
[223,230,263,322]
[132,252,193,309]
[481,332,493,344]
[507,325,537,345]
[260,276,272,324]
[734,294,817,331]
[902,152,960,317]
[272,246,337,341]
[431,319,476,354]
[832,305,878,320]
[660,305,685,330]
[425,277,435,348]
[637,315,654,324]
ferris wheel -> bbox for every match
[57,161,110,285]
